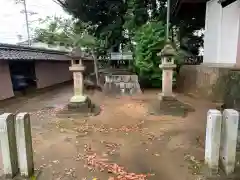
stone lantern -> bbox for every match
[56,48,100,117]
[149,41,194,117]
[69,48,87,104]
[158,40,177,100]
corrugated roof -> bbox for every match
[0,43,72,61]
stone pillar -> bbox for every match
[162,68,173,96]
[220,109,239,175]
[0,113,18,178]
[69,59,86,103]
[204,109,222,173]
[160,59,176,97]
[15,113,34,177]
[158,42,177,99]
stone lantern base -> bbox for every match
[158,93,176,101]
[70,95,87,103]
[57,97,101,118]
[149,96,195,117]
[68,96,91,110]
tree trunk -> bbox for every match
[91,50,100,86]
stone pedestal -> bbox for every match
[68,96,93,112]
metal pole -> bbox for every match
[166,0,170,40]
[23,0,31,46]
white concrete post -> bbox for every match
[220,109,239,175]
[15,113,34,177]
[204,109,222,173]
[0,113,19,178]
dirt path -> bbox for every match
[0,85,217,180]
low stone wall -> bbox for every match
[177,65,231,102]
[103,75,142,95]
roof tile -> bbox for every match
[0,43,72,61]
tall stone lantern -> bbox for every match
[69,48,87,104]
[149,41,194,117]
[158,40,177,100]
[56,48,100,117]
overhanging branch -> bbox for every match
[53,0,67,8]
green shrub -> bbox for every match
[133,21,180,88]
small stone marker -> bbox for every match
[204,109,222,173]
[220,109,239,175]
[15,113,34,177]
[0,113,18,178]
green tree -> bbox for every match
[134,21,188,87]
[34,16,103,84]
[56,0,127,50]
[134,21,166,87]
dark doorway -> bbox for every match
[8,60,37,93]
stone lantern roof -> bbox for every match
[69,48,83,59]
[158,40,177,57]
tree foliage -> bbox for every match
[171,4,205,55]
[34,16,103,84]
[56,0,127,50]
[55,0,203,55]
[34,16,107,56]
[52,0,201,87]
[134,21,189,87]
[34,16,78,47]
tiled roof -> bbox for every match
[0,43,72,61]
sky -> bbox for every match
[0,0,70,44]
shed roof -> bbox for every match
[171,0,237,16]
[0,43,72,61]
